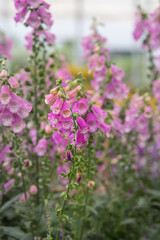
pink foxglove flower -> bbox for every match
[4,179,14,194]
[50,97,63,115]
[8,76,20,89]
[19,192,30,202]
[76,130,87,148]
[73,97,89,115]
[12,114,26,133]
[1,109,14,126]
[26,11,40,29]
[34,137,47,157]
[7,92,22,113]
[76,116,89,134]
[0,85,11,105]
[61,100,71,118]
[29,185,38,194]
[86,112,97,132]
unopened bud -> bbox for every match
[45,125,52,134]
[50,87,57,95]
[88,180,95,189]
[0,69,7,78]
[24,159,32,168]
[66,150,72,162]
[18,172,22,177]
[76,172,82,183]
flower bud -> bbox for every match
[88,180,95,189]
[29,185,38,195]
[76,172,82,183]
[24,159,30,168]
[19,192,30,203]
[66,150,72,162]
[0,69,7,78]
[45,125,52,134]
[18,172,22,177]
[50,87,57,95]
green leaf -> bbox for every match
[0,194,21,213]
[120,218,136,226]
[0,226,26,239]
[147,189,160,198]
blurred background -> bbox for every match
[0,0,159,88]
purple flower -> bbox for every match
[34,137,47,157]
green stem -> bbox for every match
[33,33,40,204]
[79,136,92,240]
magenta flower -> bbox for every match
[19,192,30,203]
[45,94,57,105]
[92,104,107,122]
[50,97,63,115]
[34,137,47,157]
[59,116,73,130]
[98,122,111,138]
[75,130,87,147]
[8,76,20,89]
[14,6,28,23]
[48,112,60,127]
[26,11,40,29]
[12,114,26,133]
[29,185,38,195]
[4,179,14,194]
[133,11,148,41]
[19,100,32,118]
[0,85,11,105]
[44,32,56,45]
[14,0,27,10]
[7,92,22,113]
[25,32,33,51]
[73,97,89,115]
[76,116,89,134]
[27,0,43,8]
[38,7,53,27]
[86,112,97,132]
[61,100,71,118]
[1,109,13,126]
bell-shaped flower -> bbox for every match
[45,93,57,105]
[50,97,63,115]
[0,85,11,105]
[19,100,32,118]
[1,109,13,126]
[48,112,60,127]
[76,116,89,134]
[26,11,40,29]
[92,104,107,122]
[12,114,26,133]
[98,122,111,138]
[73,97,89,115]
[7,92,22,113]
[61,100,71,118]
[34,137,47,157]
[8,76,20,89]
[86,112,97,132]
[75,130,86,147]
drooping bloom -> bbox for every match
[34,138,48,157]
